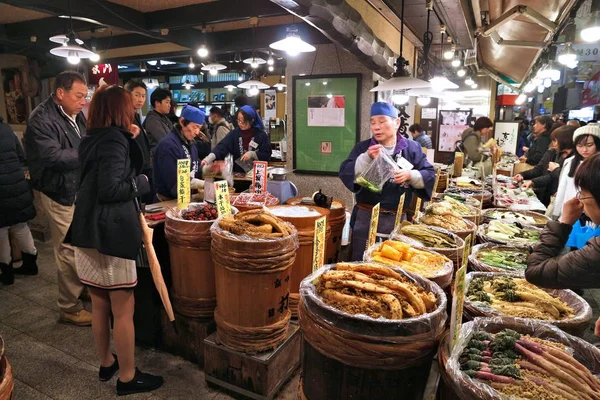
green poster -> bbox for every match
[293,74,361,174]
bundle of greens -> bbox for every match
[400,224,457,249]
[485,221,540,244]
[476,248,528,272]
[459,329,600,400]
[356,176,382,193]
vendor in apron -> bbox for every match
[340,102,435,261]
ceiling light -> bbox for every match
[392,90,409,105]
[281,75,285,79]
[524,83,535,93]
[244,57,267,69]
[416,96,431,106]
[183,80,194,89]
[201,62,227,75]
[269,25,316,57]
[49,34,84,46]
[248,86,260,97]
[465,77,474,86]
[429,74,459,91]
[451,55,461,68]
[188,57,195,69]
[326,93,333,99]
[457,68,466,77]
[50,34,96,62]
[268,65,274,72]
[567,60,579,69]
[140,63,147,73]
[305,82,311,86]
[532,77,543,86]
[237,79,269,90]
[89,52,100,62]
[147,60,158,66]
[443,44,455,60]
[582,12,600,42]
[538,85,545,93]
[558,43,577,65]
[224,84,237,92]
[143,78,159,89]
[274,83,287,91]
[515,93,527,105]
[238,75,243,81]
[471,83,478,89]
[66,50,80,65]
[197,44,209,58]
[544,78,552,87]
[322,81,328,85]
[58,15,102,25]
[267,53,274,65]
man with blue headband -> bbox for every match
[340,102,435,261]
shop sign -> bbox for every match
[176,159,190,210]
[214,180,231,217]
[88,63,118,86]
[312,216,327,273]
[252,161,268,194]
[557,43,600,62]
[366,203,380,251]
[394,193,406,229]
[582,70,600,107]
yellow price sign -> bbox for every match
[462,233,472,269]
[366,203,380,251]
[433,168,441,194]
[176,159,191,210]
[450,264,467,351]
[394,193,406,229]
[214,180,232,217]
[413,197,422,223]
[312,216,327,273]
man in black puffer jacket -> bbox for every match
[24,71,91,326]
[0,116,38,285]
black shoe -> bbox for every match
[14,252,38,275]
[116,368,163,396]
[0,262,14,285]
[99,354,119,381]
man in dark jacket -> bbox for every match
[143,88,173,151]
[340,102,435,261]
[408,123,432,149]
[521,115,552,165]
[24,71,91,326]
[154,106,205,200]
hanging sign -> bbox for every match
[214,180,232,217]
[176,159,190,210]
[366,203,380,251]
[394,193,406,229]
[312,216,327,272]
[252,161,268,194]
[88,63,119,86]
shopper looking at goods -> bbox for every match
[408,123,432,149]
[24,71,91,326]
[124,80,154,204]
[209,106,233,149]
[154,106,206,201]
[143,88,173,151]
[520,115,552,165]
[0,116,38,285]
[552,123,600,220]
[202,105,272,173]
[526,153,600,335]
[460,116,494,176]
[67,85,163,395]
[339,102,435,261]
[515,126,576,206]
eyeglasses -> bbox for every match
[237,119,246,124]
[576,191,595,201]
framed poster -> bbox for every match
[2,68,28,124]
[438,110,473,152]
[494,121,520,154]
[264,89,276,119]
[421,107,437,120]
[293,74,361,174]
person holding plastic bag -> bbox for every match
[526,153,600,336]
[340,102,435,261]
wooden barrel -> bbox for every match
[164,205,217,318]
[211,227,298,353]
[286,196,347,264]
[0,336,14,400]
[268,205,331,318]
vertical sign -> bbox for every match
[214,180,232,217]
[264,89,277,119]
[453,152,464,177]
[394,193,406,229]
[449,233,472,351]
[177,159,191,210]
[366,203,380,251]
[312,216,327,272]
[413,197,422,223]
[252,161,268,194]
[433,168,442,194]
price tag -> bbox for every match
[214,180,232,217]
[252,161,268,194]
[366,203,380,251]
[449,264,467,351]
[413,197,422,223]
[394,193,406,229]
[176,159,191,210]
[462,233,472,269]
[453,152,463,177]
[312,216,327,273]
[433,168,441,194]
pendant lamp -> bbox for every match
[269,25,316,57]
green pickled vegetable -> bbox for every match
[356,176,382,193]
[476,248,528,271]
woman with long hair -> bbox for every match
[552,124,600,220]
[69,85,163,395]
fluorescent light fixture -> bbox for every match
[197,44,209,58]
[558,44,577,65]
[147,60,158,66]
[269,25,316,57]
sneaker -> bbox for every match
[117,368,164,396]
[59,309,92,326]
[99,354,119,381]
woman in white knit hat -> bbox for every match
[552,123,600,219]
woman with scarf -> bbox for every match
[340,102,435,261]
[202,105,271,172]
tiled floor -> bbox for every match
[0,241,299,399]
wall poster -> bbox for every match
[264,89,276,119]
[2,68,28,124]
[438,110,473,152]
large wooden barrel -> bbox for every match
[164,204,217,318]
[286,196,347,264]
[211,226,298,353]
[268,205,331,317]
[0,336,14,400]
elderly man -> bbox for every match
[25,71,91,326]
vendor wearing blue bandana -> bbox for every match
[340,102,435,261]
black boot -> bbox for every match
[0,262,14,285]
[14,252,38,275]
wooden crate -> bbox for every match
[204,324,301,400]
[160,310,216,367]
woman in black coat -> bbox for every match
[0,116,38,285]
[69,85,163,396]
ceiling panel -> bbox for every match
[106,0,216,13]
[0,4,50,23]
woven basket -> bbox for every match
[482,208,550,228]
[468,243,528,275]
[444,188,493,207]
[477,223,542,246]
[463,272,593,337]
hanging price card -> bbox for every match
[312,216,327,273]
[462,233,473,269]
[394,193,406,230]
[366,203,380,251]
[176,159,190,210]
[413,197,422,223]
[252,161,268,194]
[214,180,232,217]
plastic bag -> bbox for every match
[222,154,234,187]
[445,317,600,400]
[235,156,254,173]
[566,219,600,249]
[468,243,529,275]
[356,152,400,193]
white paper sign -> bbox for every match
[421,107,437,120]
[494,121,520,154]
[307,95,345,127]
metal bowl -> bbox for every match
[269,167,288,181]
